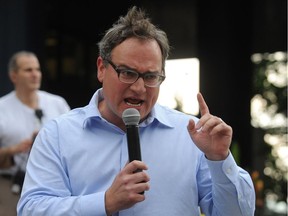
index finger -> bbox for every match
[125,160,148,173]
[197,92,210,116]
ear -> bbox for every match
[97,57,106,83]
[9,71,17,84]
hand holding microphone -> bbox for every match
[104,108,148,214]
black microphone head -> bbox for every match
[35,109,43,121]
[122,108,140,125]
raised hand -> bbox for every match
[187,92,232,161]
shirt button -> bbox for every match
[226,168,232,174]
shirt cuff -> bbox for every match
[80,191,107,216]
[205,152,239,184]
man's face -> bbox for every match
[10,55,42,92]
[97,38,163,128]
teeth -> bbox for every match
[126,102,141,107]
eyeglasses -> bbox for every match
[106,59,165,87]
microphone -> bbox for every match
[33,109,43,142]
[35,109,43,123]
[122,108,142,163]
[122,108,144,194]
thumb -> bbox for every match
[187,119,197,135]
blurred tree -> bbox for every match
[251,51,287,215]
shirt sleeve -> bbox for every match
[17,120,107,216]
[202,153,256,216]
[57,96,71,113]
[80,192,107,216]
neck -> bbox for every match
[15,89,39,109]
[98,100,126,131]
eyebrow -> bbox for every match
[116,63,161,74]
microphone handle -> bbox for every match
[126,124,144,194]
[126,124,142,162]
[126,125,144,194]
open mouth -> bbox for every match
[124,98,144,107]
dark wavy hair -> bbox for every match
[98,6,170,73]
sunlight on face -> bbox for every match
[157,58,200,115]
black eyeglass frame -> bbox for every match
[106,59,166,87]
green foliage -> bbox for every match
[251,51,287,214]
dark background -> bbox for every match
[0,0,287,170]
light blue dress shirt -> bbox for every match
[17,88,255,216]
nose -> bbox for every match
[31,69,41,80]
[130,77,146,93]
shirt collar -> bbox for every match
[140,104,174,128]
[82,89,103,128]
[83,88,174,129]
